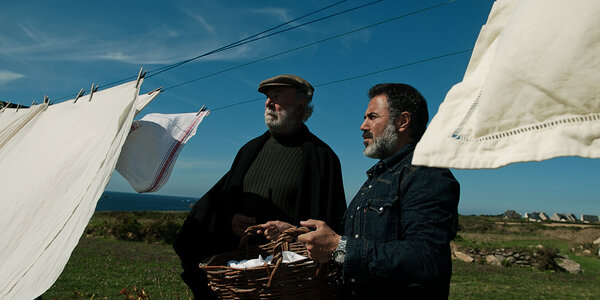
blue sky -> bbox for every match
[1,0,598,217]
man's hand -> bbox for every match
[231,213,256,236]
[257,221,295,240]
[297,219,341,263]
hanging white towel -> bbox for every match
[413,0,600,169]
[116,111,208,193]
[0,80,141,299]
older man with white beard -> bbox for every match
[174,74,347,299]
[261,83,460,299]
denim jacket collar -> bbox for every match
[366,143,416,178]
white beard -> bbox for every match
[265,106,299,135]
[363,122,399,159]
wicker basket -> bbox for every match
[200,225,340,299]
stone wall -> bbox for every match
[451,245,582,274]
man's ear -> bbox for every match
[395,111,412,133]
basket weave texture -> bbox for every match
[200,225,340,299]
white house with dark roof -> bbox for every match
[550,213,568,222]
[581,214,599,223]
[524,212,541,222]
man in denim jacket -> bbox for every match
[262,83,460,299]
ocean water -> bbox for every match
[96,191,198,211]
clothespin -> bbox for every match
[196,105,207,116]
[31,100,36,107]
[43,94,49,104]
[136,67,146,88]
[88,83,98,102]
[16,102,20,112]
[147,86,164,95]
[74,88,85,103]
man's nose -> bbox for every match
[265,97,274,108]
[360,119,369,131]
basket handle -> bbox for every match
[238,224,264,248]
[238,225,309,249]
[267,227,310,287]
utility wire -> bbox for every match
[163,0,457,92]
[95,0,376,89]
[158,0,385,76]
[52,0,355,102]
[210,49,472,112]
[145,0,376,79]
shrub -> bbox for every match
[113,214,143,241]
[143,216,182,244]
[534,247,561,271]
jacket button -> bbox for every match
[355,234,359,238]
[379,207,383,211]
[356,206,360,210]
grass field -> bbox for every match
[43,213,600,299]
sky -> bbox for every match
[1,0,598,217]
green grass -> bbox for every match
[450,260,599,299]
[43,213,600,299]
[44,237,191,299]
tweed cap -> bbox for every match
[258,74,314,94]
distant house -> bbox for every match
[551,213,568,222]
[503,210,521,219]
[550,213,578,222]
[539,212,549,221]
[581,214,599,223]
[524,212,541,222]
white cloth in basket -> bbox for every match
[227,251,307,269]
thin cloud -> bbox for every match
[185,12,217,34]
[249,7,292,23]
[0,70,25,85]
[1,19,257,66]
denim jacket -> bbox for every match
[342,143,459,299]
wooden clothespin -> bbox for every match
[88,83,98,102]
[196,105,207,116]
[74,88,85,103]
[136,67,147,88]
[147,86,164,95]
[43,94,49,104]
[16,102,20,112]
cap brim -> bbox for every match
[258,83,296,93]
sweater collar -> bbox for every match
[268,124,309,146]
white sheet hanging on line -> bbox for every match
[413,0,600,169]
[116,110,208,193]
[0,103,47,150]
[0,80,143,299]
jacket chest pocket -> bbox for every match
[364,198,397,242]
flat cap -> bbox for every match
[258,74,314,94]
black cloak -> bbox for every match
[173,125,346,297]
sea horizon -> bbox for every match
[96,191,197,212]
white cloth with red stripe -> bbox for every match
[413,0,600,169]
[116,111,208,193]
